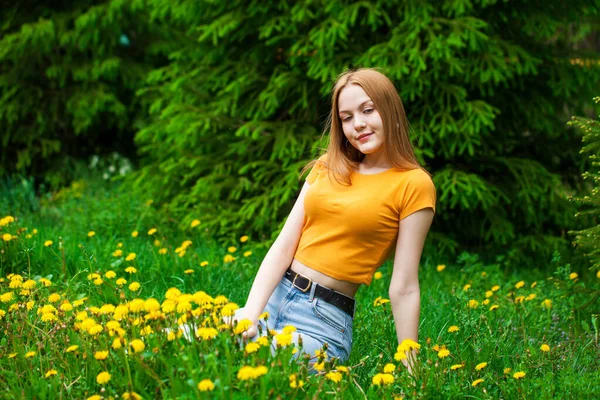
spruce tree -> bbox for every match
[130,0,600,264]
[0,0,166,187]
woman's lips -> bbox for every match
[358,134,372,142]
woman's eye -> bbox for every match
[342,116,351,122]
[364,109,373,114]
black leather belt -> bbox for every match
[284,267,355,318]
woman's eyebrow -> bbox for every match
[339,100,373,114]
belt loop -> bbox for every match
[308,281,317,302]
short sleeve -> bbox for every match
[400,170,436,220]
[305,154,328,184]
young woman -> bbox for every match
[233,67,436,372]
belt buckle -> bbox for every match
[292,274,312,293]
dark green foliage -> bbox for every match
[0,0,167,188]
[130,0,600,264]
[568,97,600,272]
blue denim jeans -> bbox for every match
[250,275,354,365]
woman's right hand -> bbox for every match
[223,307,259,339]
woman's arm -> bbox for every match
[236,181,311,336]
[388,208,434,372]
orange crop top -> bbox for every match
[294,153,436,285]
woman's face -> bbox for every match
[337,84,385,158]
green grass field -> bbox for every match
[1,178,599,399]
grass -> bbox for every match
[0,176,599,399]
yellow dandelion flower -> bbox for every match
[223,254,236,263]
[125,253,136,261]
[113,249,123,257]
[2,233,12,242]
[44,240,53,247]
[489,304,500,311]
[450,364,464,370]
[45,369,58,378]
[148,228,157,235]
[259,311,269,320]
[116,277,127,286]
[515,280,525,289]
[197,379,214,391]
[66,345,79,353]
[227,246,237,253]
[372,373,394,386]
[200,261,209,267]
[374,271,383,280]
[96,371,111,384]
[122,392,142,400]
[184,269,194,274]
[243,250,252,257]
[87,395,102,400]
[540,344,550,352]
[196,327,218,340]
[48,293,61,303]
[437,264,446,272]
[234,319,253,335]
[22,279,36,289]
[240,235,248,242]
[41,312,58,322]
[191,219,201,228]
[245,342,261,354]
[94,350,109,360]
[117,242,123,248]
[131,231,139,237]
[125,266,137,274]
[472,378,484,387]
[491,285,500,291]
[448,325,459,333]
[531,281,537,288]
[513,371,526,379]
[220,302,239,316]
[129,282,140,291]
[0,292,14,303]
[569,272,578,280]
[504,367,512,374]
[373,296,390,306]
[326,371,343,383]
[130,339,145,353]
[313,362,326,372]
[515,295,525,303]
[463,284,471,291]
[25,351,36,358]
[8,353,17,358]
[482,299,490,305]
[475,362,488,371]
[88,231,95,238]
[158,248,167,254]
[485,290,494,298]
[541,299,552,309]
[93,278,103,286]
[39,277,51,286]
[274,332,293,347]
[438,348,450,358]
[526,293,536,301]
[468,299,479,308]
[256,336,269,347]
[383,363,396,373]
[112,338,123,350]
[282,325,296,334]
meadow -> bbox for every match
[1,177,599,399]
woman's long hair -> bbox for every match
[301,67,427,186]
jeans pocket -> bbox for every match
[310,299,347,333]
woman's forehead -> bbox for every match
[338,85,373,113]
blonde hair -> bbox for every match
[301,67,426,186]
